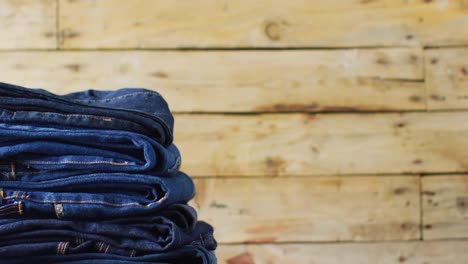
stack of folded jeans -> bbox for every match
[0,82,217,264]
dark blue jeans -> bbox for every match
[0,82,217,263]
[5,244,217,264]
[0,204,216,256]
[0,123,180,175]
[0,171,194,220]
[0,82,174,146]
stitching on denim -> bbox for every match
[24,196,148,207]
[3,109,114,122]
[62,241,69,255]
[23,160,130,166]
[0,203,17,212]
[0,208,19,217]
[98,242,104,252]
[104,244,110,254]
[71,92,160,102]
[0,204,17,213]
[158,196,167,203]
[10,162,15,180]
[56,242,63,255]
[57,242,63,255]
[60,242,65,255]
[3,195,18,200]
[17,202,23,215]
[0,210,17,216]
[130,249,136,257]
[75,237,84,245]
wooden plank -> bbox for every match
[0,49,424,112]
[58,0,468,48]
[0,0,56,49]
[189,176,420,242]
[176,112,468,176]
[426,48,468,110]
[422,175,468,240]
[217,241,468,264]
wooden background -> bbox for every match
[1,0,467,263]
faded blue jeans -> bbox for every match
[0,204,216,256]
[0,82,217,263]
[5,244,217,264]
[0,171,194,220]
[0,123,181,175]
[0,82,174,146]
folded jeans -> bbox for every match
[0,171,194,220]
[4,244,217,264]
[0,204,216,256]
[0,123,180,175]
[0,82,174,146]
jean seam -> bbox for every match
[71,92,161,102]
[23,196,149,207]
[0,203,20,215]
[2,109,114,122]
[0,210,18,217]
[23,160,130,166]
[0,205,15,213]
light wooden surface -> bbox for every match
[217,241,468,264]
[1,0,467,263]
[426,48,468,110]
[58,0,468,48]
[189,176,420,242]
[0,49,424,112]
[175,112,468,176]
[0,0,56,49]
[422,175,468,240]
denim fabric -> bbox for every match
[0,172,194,220]
[0,82,174,146]
[0,123,180,175]
[0,204,216,256]
[5,245,217,264]
[0,83,217,263]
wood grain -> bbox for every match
[189,176,420,242]
[422,175,468,240]
[426,48,468,110]
[2,0,467,261]
[0,49,424,112]
[217,241,468,264]
[176,112,468,176]
[0,0,56,49]
[58,0,468,49]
